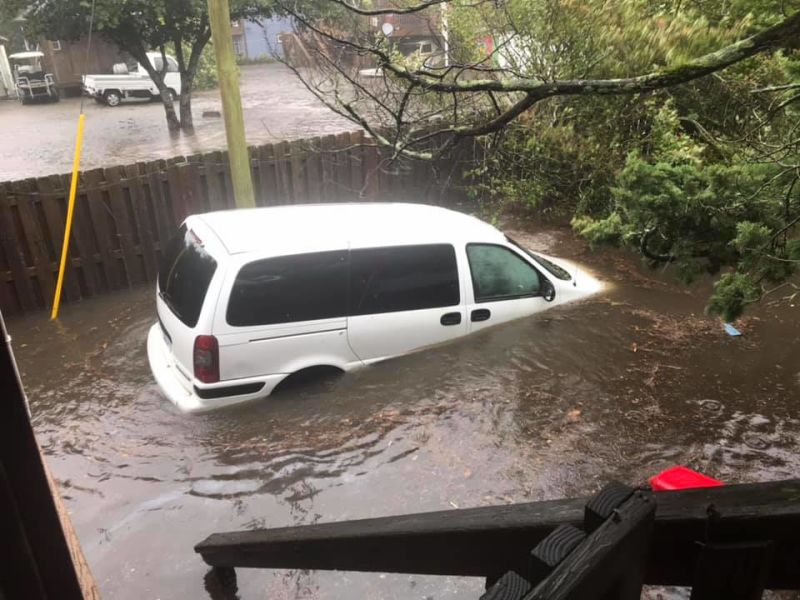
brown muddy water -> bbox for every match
[7,223,800,599]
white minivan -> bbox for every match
[147,203,602,412]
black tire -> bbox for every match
[104,90,122,107]
[19,94,30,106]
[50,90,60,103]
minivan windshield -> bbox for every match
[506,236,572,281]
[158,225,217,327]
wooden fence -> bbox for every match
[0,130,472,316]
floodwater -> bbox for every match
[0,63,353,181]
[7,222,800,599]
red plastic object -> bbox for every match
[649,466,724,491]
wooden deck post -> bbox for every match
[195,480,800,591]
[0,310,98,598]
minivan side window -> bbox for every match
[159,225,217,327]
[467,244,541,302]
[350,244,460,315]
[227,250,348,327]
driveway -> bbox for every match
[0,63,354,181]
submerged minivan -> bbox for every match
[147,203,602,412]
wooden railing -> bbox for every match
[0,131,470,316]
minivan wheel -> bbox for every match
[271,366,345,395]
[104,90,121,107]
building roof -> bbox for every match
[190,203,502,257]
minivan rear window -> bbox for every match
[227,250,349,327]
[158,225,217,327]
[350,244,459,315]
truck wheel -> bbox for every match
[104,90,122,107]
[50,90,60,103]
[166,89,177,103]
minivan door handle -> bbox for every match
[471,308,491,322]
[440,312,462,326]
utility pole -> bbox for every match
[207,0,256,208]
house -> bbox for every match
[232,17,293,60]
[366,1,447,66]
[39,36,125,95]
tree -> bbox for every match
[3,0,275,131]
[281,0,799,319]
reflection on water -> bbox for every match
[8,224,800,599]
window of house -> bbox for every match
[50,40,62,51]
[467,244,541,302]
[227,251,349,326]
[349,244,460,315]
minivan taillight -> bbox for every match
[193,335,219,383]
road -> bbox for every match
[0,63,353,181]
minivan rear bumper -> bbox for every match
[147,324,282,413]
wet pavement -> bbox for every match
[0,63,353,181]
[7,222,800,599]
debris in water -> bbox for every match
[723,323,742,337]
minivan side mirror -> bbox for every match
[542,279,556,302]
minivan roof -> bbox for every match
[189,203,503,256]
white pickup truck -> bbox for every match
[83,52,182,107]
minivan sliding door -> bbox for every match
[346,244,466,362]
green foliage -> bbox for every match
[189,42,218,90]
[706,273,762,322]
[461,0,800,320]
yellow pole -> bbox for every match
[50,113,86,320]
[207,0,256,208]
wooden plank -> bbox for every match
[195,479,800,590]
[104,166,143,286]
[0,317,88,600]
[123,163,158,282]
[274,141,291,204]
[59,172,101,297]
[180,160,205,215]
[12,179,54,308]
[335,132,352,201]
[349,130,365,199]
[144,160,175,251]
[218,152,235,210]
[35,176,81,302]
[362,137,381,201]
[0,183,37,311]
[165,158,190,224]
[83,168,125,291]
[319,134,336,202]
[526,491,654,599]
[690,542,772,600]
[288,139,305,203]
[204,151,227,211]
[252,145,270,207]
[43,460,102,600]
[305,137,322,203]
